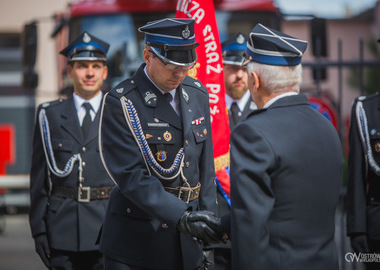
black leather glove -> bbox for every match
[177,211,226,245]
[200,248,215,270]
[350,234,369,253]
[34,234,51,268]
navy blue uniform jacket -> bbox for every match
[99,64,217,270]
[229,94,343,270]
[347,93,380,241]
[29,96,114,251]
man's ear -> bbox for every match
[67,64,73,79]
[251,71,260,91]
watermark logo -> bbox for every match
[345,252,380,263]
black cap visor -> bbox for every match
[150,44,198,66]
[68,47,106,62]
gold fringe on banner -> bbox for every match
[214,152,230,172]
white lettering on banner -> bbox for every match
[203,25,222,74]
[207,84,221,120]
[177,1,204,23]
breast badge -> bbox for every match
[156,151,167,162]
[163,131,172,142]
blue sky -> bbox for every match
[275,0,378,18]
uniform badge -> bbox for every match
[83,32,91,43]
[371,129,376,135]
[163,131,172,142]
[182,25,190,39]
[192,117,204,125]
[182,88,189,103]
[194,81,201,88]
[156,151,167,162]
[146,134,153,139]
[116,88,124,94]
[144,91,157,105]
[375,143,380,152]
[203,128,207,136]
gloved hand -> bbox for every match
[34,234,51,268]
[200,248,215,270]
[177,211,226,245]
[350,234,369,253]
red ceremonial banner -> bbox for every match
[176,0,231,202]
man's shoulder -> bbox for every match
[108,78,137,98]
[38,98,65,111]
[356,92,380,103]
[181,76,208,95]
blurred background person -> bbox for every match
[222,33,256,130]
[347,38,380,268]
[29,32,114,270]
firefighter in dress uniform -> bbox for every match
[213,33,256,270]
[29,32,115,269]
[347,71,380,269]
[98,18,225,270]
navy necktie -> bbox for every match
[82,103,93,138]
[230,102,240,127]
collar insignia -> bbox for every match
[182,88,189,103]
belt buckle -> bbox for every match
[178,186,192,203]
[78,187,90,202]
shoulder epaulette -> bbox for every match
[109,78,137,97]
[182,76,208,94]
[357,92,380,102]
[40,98,64,109]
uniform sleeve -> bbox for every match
[230,121,276,268]
[100,94,188,228]
[197,93,217,214]
[346,100,368,235]
[29,106,49,238]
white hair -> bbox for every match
[246,61,302,94]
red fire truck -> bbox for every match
[2,0,279,216]
[50,0,281,91]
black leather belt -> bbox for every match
[164,183,201,203]
[51,186,113,202]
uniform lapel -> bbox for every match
[60,96,83,144]
[153,93,182,130]
[178,86,194,137]
[134,65,182,130]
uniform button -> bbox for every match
[131,80,135,84]
[82,147,87,152]
[82,162,86,167]
[58,143,63,148]
[371,197,375,202]
[186,161,190,168]
[126,208,131,213]
[185,140,189,146]
[161,223,168,229]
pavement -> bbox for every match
[0,214,45,270]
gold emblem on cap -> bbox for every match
[83,32,91,43]
[182,25,190,39]
[375,143,380,152]
[163,131,172,142]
